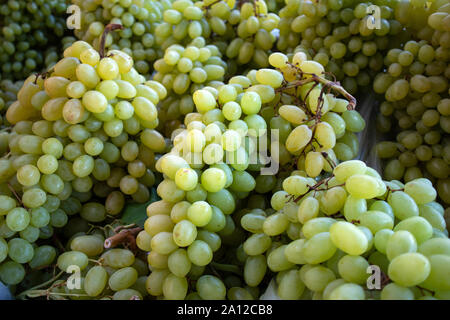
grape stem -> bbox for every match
[104,225,142,251]
[276,68,357,110]
[99,24,124,59]
[383,186,404,200]
[7,183,24,208]
[293,175,345,203]
[202,0,222,10]
[16,270,65,300]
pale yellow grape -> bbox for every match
[300,60,325,75]
[328,283,365,300]
[277,269,305,300]
[333,98,350,113]
[359,211,394,234]
[388,253,431,287]
[173,220,197,247]
[315,122,336,149]
[418,238,450,257]
[343,195,367,222]
[282,175,310,196]
[305,152,324,178]
[255,69,283,88]
[386,230,418,260]
[136,85,159,105]
[246,85,275,104]
[267,245,294,272]
[302,232,337,264]
[76,64,100,89]
[132,97,157,122]
[204,123,222,144]
[262,213,289,236]
[174,168,198,191]
[320,187,347,215]
[285,239,307,264]
[337,255,369,285]
[297,197,319,224]
[62,99,85,124]
[108,50,133,74]
[97,80,119,100]
[292,52,307,66]
[268,53,288,69]
[308,88,330,115]
[116,80,137,99]
[98,58,120,80]
[285,125,312,153]
[160,155,189,180]
[80,48,100,66]
[270,190,289,211]
[388,191,419,220]
[279,105,307,125]
[420,255,450,292]
[187,201,213,227]
[329,221,368,255]
[202,144,224,164]
[323,279,347,300]
[184,129,206,152]
[193,89,216,113]
[394,216,433,244]
[221,130,241,152]
[82,91,107,113]
[404,179,437,204]
[44,77,70,98]
[145,80,167,100]
[303,266,336,292]
[345,175,381,199]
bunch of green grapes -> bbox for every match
[426,1,450,51]
[155,0,279,70]
[393,0,449,44]
[373,2,449,204]
[153,37,227,136]
[0,0,70,80]
[260,51,365,175]
[72,0,166,75]
[239,159,449,300]
[205,0,279,69]
[140,68,291,299]
[137,50,366,299]
[45,237,149,300]
[0,35,167,288]
[15,223,151,300]
[275,0,406,95]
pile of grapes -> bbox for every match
[0,0,448,301]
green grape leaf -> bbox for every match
[120,188,159,228]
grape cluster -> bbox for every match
[135,52,367,299]
[263,51,366,170]
[0,0,448,302]
[276,0,404,95]
[155,0,279,71]
[205,0,279,69]
[243,159,449,300]
[72,0,164,75]
[51,240,150,300]
[0,36,164,287]
[374,1,449,204]
[154,38,227,136]
[0,0,70,80]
